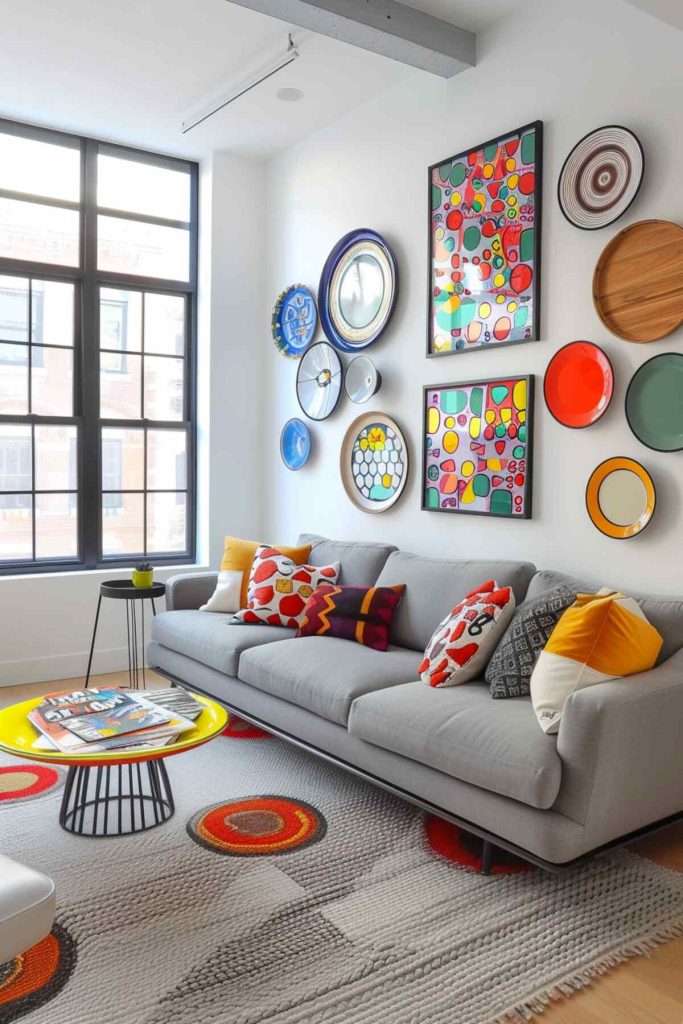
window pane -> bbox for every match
[148,429,186,489]
[32,281,74,347]
[101,428,144,490]
[144,293,184,355]
[144,356,183,421]
[31,347,73,416]
[97,154,190,222]
[0,494,32,560]
[97,216,189,281]
[0,198,79,267]
[102,492,144,556]
[100,352,142,418]
[100,288,142,352]
[0,275,29,342]
[35,493,77,559]
[147,492,186,553]
[0,349,28,414]
[0,426,31,491]
[35,425,77,491]
[0,133,80,203]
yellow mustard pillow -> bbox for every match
[531,589,662,734]
[219,536,312,609]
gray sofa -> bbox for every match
[148,534,683,870]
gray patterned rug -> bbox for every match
[1,720,682,1024]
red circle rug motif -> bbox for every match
[221,714,270,740]
[425,815,533,875]
[0,764,64,805]
[187,796,326,856]
[0,923,76,1022]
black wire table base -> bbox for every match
[59,759,175,837]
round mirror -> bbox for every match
[319,229,398,352]
[338,254,385,330]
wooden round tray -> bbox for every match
[592,219,683,342]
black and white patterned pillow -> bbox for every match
[486,585,576,698]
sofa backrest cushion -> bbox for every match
[297,534,397,589]
[375,550,536,652]
[526,569,683,664]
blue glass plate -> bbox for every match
[272,284,318,359]
[280,418,312,471]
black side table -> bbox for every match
[85,580,166,689]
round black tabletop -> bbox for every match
[99,580,167,600]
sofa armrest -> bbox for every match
[165,572,218,611]
[554,648,683,845]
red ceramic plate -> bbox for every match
[544,341,613,428]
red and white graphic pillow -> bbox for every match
[233,546,339,628]
[419,580,515,688]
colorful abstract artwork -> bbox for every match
[428,121,542,355]
[423,376,534,518]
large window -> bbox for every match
[0,120,197,573]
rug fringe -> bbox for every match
[486,917,683,1024]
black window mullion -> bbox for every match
[30,424,36,560]
[82,138,100,568]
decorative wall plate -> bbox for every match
[593,220,683,342]
[558,125,644,230]
[585,457,655,539]
[319,229,397,352]
[344,355,382,404]
[280,418,311,471]
[625,352,683,452]
[543,341,613,428]
[340,412,408,513]
[296,341,342,421]
[271,284,317,358]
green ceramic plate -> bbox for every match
[625,353,683,452]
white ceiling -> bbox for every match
[620,0,683,29]
[0,0,527,161]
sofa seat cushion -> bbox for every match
[238,636,421,726]
[348,682,562,809]
[151,611,295,676]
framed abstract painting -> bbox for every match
[428,121,543,356]
[422,376,534,518]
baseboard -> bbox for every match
[0,647,135,687]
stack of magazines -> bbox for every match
[30,686,204,754]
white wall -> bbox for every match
[0,151,265,686]
[261,0,682,597]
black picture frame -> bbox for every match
[421,375,535,519]
[427,120,543,358]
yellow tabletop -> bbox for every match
[0,691,228,767]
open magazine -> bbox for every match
[30,686,203,754]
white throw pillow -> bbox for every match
[199,570,243,613]
[419,580,516,687]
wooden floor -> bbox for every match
[2,671,682,1023]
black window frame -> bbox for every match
[0,117,198,575]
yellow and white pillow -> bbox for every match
[531,589,662,734]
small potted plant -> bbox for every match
[131,560,154,589]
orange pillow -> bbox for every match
[219,536,312,608]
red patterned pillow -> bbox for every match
[419,580,515,687]
[297,584,406,652]
[232,546,339,628]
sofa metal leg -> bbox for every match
[481,839,493,875]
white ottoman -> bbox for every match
[0,854,55,963]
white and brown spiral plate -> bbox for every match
[558,125,644,230]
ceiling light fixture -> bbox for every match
[276,87,304,102]
[181,33,299,133]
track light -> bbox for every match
[181,34,299,133]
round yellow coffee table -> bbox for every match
[0,692,227,837]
